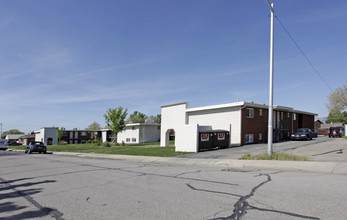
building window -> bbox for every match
[132,138,136,142]
[126,138,130,142]
[293,113,296,120]
[259,109,263,116]
[63,132,68,137]
[132,127,135,130]
[246,134,254,143]
[157,126,160,130]
[259,133,262,141]
[81,132,87,136]
[287,112,290,118]
[281,112,283,120]
[246,108,254,118]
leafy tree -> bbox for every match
[146,114,161,124]
[127,111,147,123]
[56,127,65,143]
[327,81,347,112]
[104,107,128,143]
[326,109,347,124]
[1,129,24,139]
[85,122,101,130]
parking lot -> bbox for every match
[176,136,347,162]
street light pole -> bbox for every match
[267,1,274,155]
[0,123,2,139]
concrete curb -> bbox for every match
[10,149,347,175]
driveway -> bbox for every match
[176,136,347,162]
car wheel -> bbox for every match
[43,151,47,154]
[39,152,42,154]
[28,150,32,154]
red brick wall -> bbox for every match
[241,107,268,145]
[241,107,315,145]
[301,114,314,130]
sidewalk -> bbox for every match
[47,150,347,175]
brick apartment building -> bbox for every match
[160,101,316,152]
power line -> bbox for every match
[274,15,334,93]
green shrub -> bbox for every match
[121,141,125,146]
[58,141,68,145]
[95,140,102,146]
[86,140,92,144]
[102,141,111,147]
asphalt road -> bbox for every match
[176,136,347,162]
[1,149,347,220]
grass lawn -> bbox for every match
[239,152,311,161]
[9,141,190,157]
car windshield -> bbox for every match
[33,142,43,145]
[330,127,340,131]
[296,129,308,133]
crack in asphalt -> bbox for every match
[247,205,320,220]
[202,172,320,220]
[0,176,65,220]
[1,154,322,219]
[9,159,239,187]
[312,149,343,156]
[207,173,272,220]
[186,183,242,198]
[175,170,202,177]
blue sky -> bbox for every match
[0,0,346,133]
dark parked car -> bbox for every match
[25,141,47,154]
[329,127,344,138]
[290,128,317,141]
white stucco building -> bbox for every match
[34,127,58,145]
[116,123,161,144]
[160,102,316,152]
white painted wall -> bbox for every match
[140,125,161,143]
[101,130,108,142]
[160,102,188,147]
[117,126,140,143]
[175,124,199,152]
[117,124,160,144]
[187,107,242,146]
[35,127,58,145]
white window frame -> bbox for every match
[259,109,263,116]
[246,108,254,118]
[293,113,297,120]
[259,133,262,141]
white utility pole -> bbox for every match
[0,123,2,139]
[267,1,274,155]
